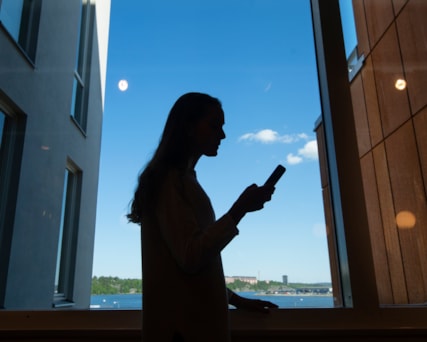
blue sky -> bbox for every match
[93,0,331,283]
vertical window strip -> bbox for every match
[0,111,5,148]
[0,110,8,308]
[0,104,26,309]
[71,0,91,130]
[54,170,69,296]
[0,110,6,232]
[53,165,82,307]
[18,0,41,60]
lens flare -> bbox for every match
[395,79,407,90]
[396,210,416,229]
[118,79,129,91]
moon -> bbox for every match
[118,79,128,91]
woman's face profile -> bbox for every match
[191,105,226,157]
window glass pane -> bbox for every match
[54,170,69,295]
[0,111,5,148]
[339,0,357,59]
[0,110,6,203]
[92,0,334,309]
[71,76,84,120]
[75,1,88,76]
[0,0,24,41]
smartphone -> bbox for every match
[264,164,286,186]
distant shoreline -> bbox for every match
[91,292,333,297]
[255,293,333,297]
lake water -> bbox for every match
[90,292,334,309]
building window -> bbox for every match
[0,102,25,309]
[0,110,5,144]
[0,0,42,61]
[71,0,94,131]
[53,163,82,308]
[0,110,7,236]
[92,0,333,310]
[339,0,364,79]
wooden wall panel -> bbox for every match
[385,122,427,302]
[396,0,427,114]
[413,107,427,196]
[371,24,411,137]
[351,74,371,157]
[352,0,370,56]
[364,0,394,47]
[372,143,408,303]
[318,0,426,306]
[360,153,393,303]
[361,57,383,147]
[393,0,409,14]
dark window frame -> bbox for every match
[0,0,426,338]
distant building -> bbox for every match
[225,276,258,285]
[282,275,288,285]
[0,0,110,309]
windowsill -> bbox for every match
[69,115,87,137]
[52,301,75,309]
[1,307,427,336]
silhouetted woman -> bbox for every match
[128,92,278,342]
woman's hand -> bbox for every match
[229,291,279,313]
[228,184,275,224]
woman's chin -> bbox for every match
[205,150,218,157]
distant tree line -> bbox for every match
[91,276,142,295]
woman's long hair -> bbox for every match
[127,92,222,224]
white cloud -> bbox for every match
[238,130,318,166]
[298,140,318,160]
[286,153,303,165]
[239,129,308,144]
[286,140,318,165]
